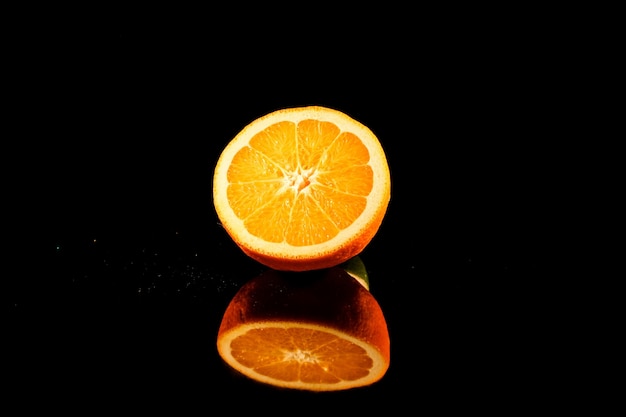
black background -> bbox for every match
[6,5,573,413]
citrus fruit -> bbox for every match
[216,267,390,391]
[213,106,391,271]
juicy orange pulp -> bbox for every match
[227,119,373,246]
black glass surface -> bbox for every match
[6,12,558,412]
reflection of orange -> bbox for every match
[217,267,390,391]
[213,106,391,271]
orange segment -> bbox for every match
[295,119,341,169]
[285,192,339,246]
[308,185,367,229]
[226,145,285,183]
[213,106,391,271]
[315,164,374,196]
[320,131,371,172]
[248,120,298,170]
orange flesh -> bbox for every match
[229,327,373,383]
[226,120,373,246]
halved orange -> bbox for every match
[217,267,390,391]
[213,106,391,271]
